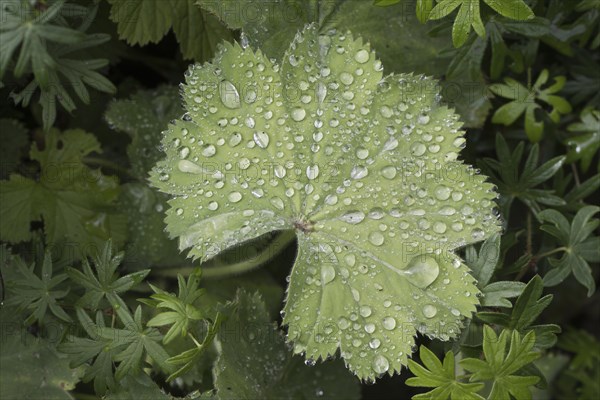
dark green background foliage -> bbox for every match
[0,0,598,399]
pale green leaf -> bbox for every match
[150,26,501,380]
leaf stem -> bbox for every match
[154,230,296,279]
[83,157,135,180]
[536,246,568,260]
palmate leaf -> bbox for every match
[0,129,126,260]
[150,26,500,379]
[66,240,150,310]
[461,326,541,400]
[407,346,484,400]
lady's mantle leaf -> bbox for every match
[150,26,500,380]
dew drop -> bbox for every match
[351,166,368,179]
[422,304,437,318]
[355,49,370,64]
[404,256,440,289]
[360,305,372,318]
[178,146,190,159]
[369,232,385,246]
[229,132,242,147]
[202,144,216,157]
[340,72,354,85]
[434,185,451,200]
[291,108,307,122]
[253,131,270,148]
[372,355,390,374]
[381,166,397,179]
[382,317,396,330]
[219,80,241,109]
[228,192,242,203]
[340,211,365,224]
[306,165,320,180]
[178,160,204,174]
[321,265,336,285]
[369,338,381,349]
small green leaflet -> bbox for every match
[428,0,534,47]
[461,326,540,400]
[489,69,572,142]
[476,276,561,350]
[407,346,484,400]
[538,206,599,296]
[150,26,500,379]
[106,0,232,61]
[0,129,126,260]
[4,250,70,325]
[145,273,205,345]
[67,240,150,310]
[1,0,116,129]
[213,290,360,399]
[480,134,565,220]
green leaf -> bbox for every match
[466,233,501,286]
[428,0,533,47]
[0,129,126,260]
[407,346,485,399]
[481,281,526,308]
[480,134,565,219]
[538,206,600,296]
[461,326,540,400]
[483,0,534,21]
[150,26,500,380]
[58,308,118,395]
[213,290,361,398]
[2,1,115,129]
[490,69,571,142]
[107,0,232,61]
[4,250,71,325]
[146,274,204,344]
[475,276,560,350]
[0,310,83,400]
[66,240,150,310]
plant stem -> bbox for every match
[84,157,135,180]
[536,247,568,260]
[154,230,296,279]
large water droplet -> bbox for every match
[355,49,370,64]
[382,317,396,330]
[291,108,307,122]
[422,304,437,318]
[306,165,320,180]
[220,80,241,109]
[202,144,216,157]
[340,211,365,224]
[178,160,204,174]
[369,232,385,246]
[351,166,368,179]
[321,265,336,284]
[372,355,390,374]
[254,131,270,148]
[381,166,397,179]
[360,305,372,317]
[404,256,440,289]
[228,192,242,203]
